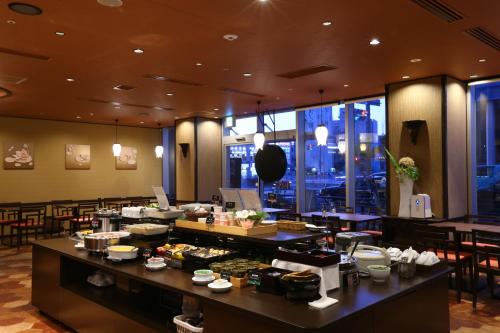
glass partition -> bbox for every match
[353,98,387,214]
[225,144,258,190]
[471,80,500,216]
[303,104,346,212]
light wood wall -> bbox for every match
[196,118,222,201]
[175,119,196,201]
[0,117,162,203]
[446,78,468,218]
[387,77,444,217]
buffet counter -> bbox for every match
[32,238,452,333]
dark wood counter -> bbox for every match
[32,238,452,333]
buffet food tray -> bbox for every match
[175,219,278,236]
[276,249,341,267]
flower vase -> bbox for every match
[398,175,414,217]
[239,219,255,229]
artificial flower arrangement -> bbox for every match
[234,210,268,229]
[385,149,420,181]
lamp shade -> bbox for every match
[155,145,164,158]
[338,140,346,154]
[253,132,265,150]
[112,143,122,157]
[315,124,328,146]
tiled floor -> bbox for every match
[0,245,499,333]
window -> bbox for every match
[225,144,258,189]
[303,104,346,211]
[225,116,257,136]
[471,80,500,216]
[264,111,296,132]
[353,98,386,214]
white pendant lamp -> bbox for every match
[112,119,122,157]
[154,122,164,158]
[315,89,329,146]
[253,101,265,150]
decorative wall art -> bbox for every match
[65,144,91,170]
[116,146,137,170]
[3,143,34,169]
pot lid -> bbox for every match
[353,249,386,260]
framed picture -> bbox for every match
[3,143,34,169]
[65,144,91,170]
[116,146,137,170]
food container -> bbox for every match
[250,267,291,295]
[367,265,391,284]
[339,254,359,289]
[398,259,416,279]
[107,245,138,260]
[84,235,119,252]
[276,249,341,267]
[147,257,165,267]
[280,271,321,301]
[183,248,236,273]
[277,220,307,231]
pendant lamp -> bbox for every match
[154,123,164,158]
[253,100,265,150]
[315,89,328,146]
[112,119,122,157]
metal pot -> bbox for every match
[339,254,359,289]
[84,235,119,252]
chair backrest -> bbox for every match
[472,230,500,272]
[102,197,124,210]
[0,202,21,222]
[414,225,459,263]
[77,202,99,222]
[20,204,47,226]
[466,215,500,225]
[51,200,74,217]
[276,211,300,221]
[126,196,149,207]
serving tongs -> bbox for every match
[281,269,315,281]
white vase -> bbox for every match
[398,175,414,217]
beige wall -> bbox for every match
[387,77,444,217]
[446,78,468,218]
[175,119,195,201]
[197,118,222,201]
[0,117,162,203]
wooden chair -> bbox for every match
[461,215,500,248]
[102,197,125,211]
[10,203,47,249]
[311,214,348,246]
[0,203,21,246]
[360,211,384,245]
[70,201,99,233]
[414,225,473,303]
[471,230,500,310]
[127,196,149,207]
[51,200,74,237]
[276,211,300,221]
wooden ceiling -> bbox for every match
[0,0,499,127]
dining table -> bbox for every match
[429,221,500,234]
[301,211,381,231]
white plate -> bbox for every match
[305,224,327,232]
[145,263,167,271]
[192,276,215,285]
[261,220,277,225]
[74,243,85,250]
[208,281,232,293]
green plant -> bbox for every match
[246,211,268,224]
[385,148,420,181]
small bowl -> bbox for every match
[367,265,391,284]
[147,257,165,267]
[194,269,214,278]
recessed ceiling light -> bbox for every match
[133,48,144,54]
[111,102,121,106]
[276,96,280,100]
[470,74,479,78]
[55,31,65,36]
[287,88,294,91]
[243,73,252,77]
[174,116,179,120]
[223,68,230,72]
[154,106,164,110]
[343,84,349,87]
[196,62,203,66]
[66,78,75,82]
[214,116,219,119]
[76,115,81,119]
[166,92,174,96]
[90,113,94,116]
[140,121,144,124]
[410,58,421,63]
[223,34,238,41]
[322,21,332,26]
[258,0,268,2]
[369,38,381,46]
[6,19,16,24]
[402,75,411,79]
[478,59,486,63]
[213,108,219,111]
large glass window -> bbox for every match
[264,111,296,132]
[472,80,500,216]
[353,98,387,214]
[225,116,257,136]
[304,104,346,212]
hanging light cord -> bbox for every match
[114,119,118,144]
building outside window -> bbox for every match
[471,80,500,216]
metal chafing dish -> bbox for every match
[84,231,130,252]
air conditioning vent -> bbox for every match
[465,27,500,51]
[0,73,27,84]
[218,87,265,98]
[78,98,174,111]
[0,47,51,60]
[410,0,463,23]
[143,74,203,86]
[113,84,135,91]
[277,64,337,79]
